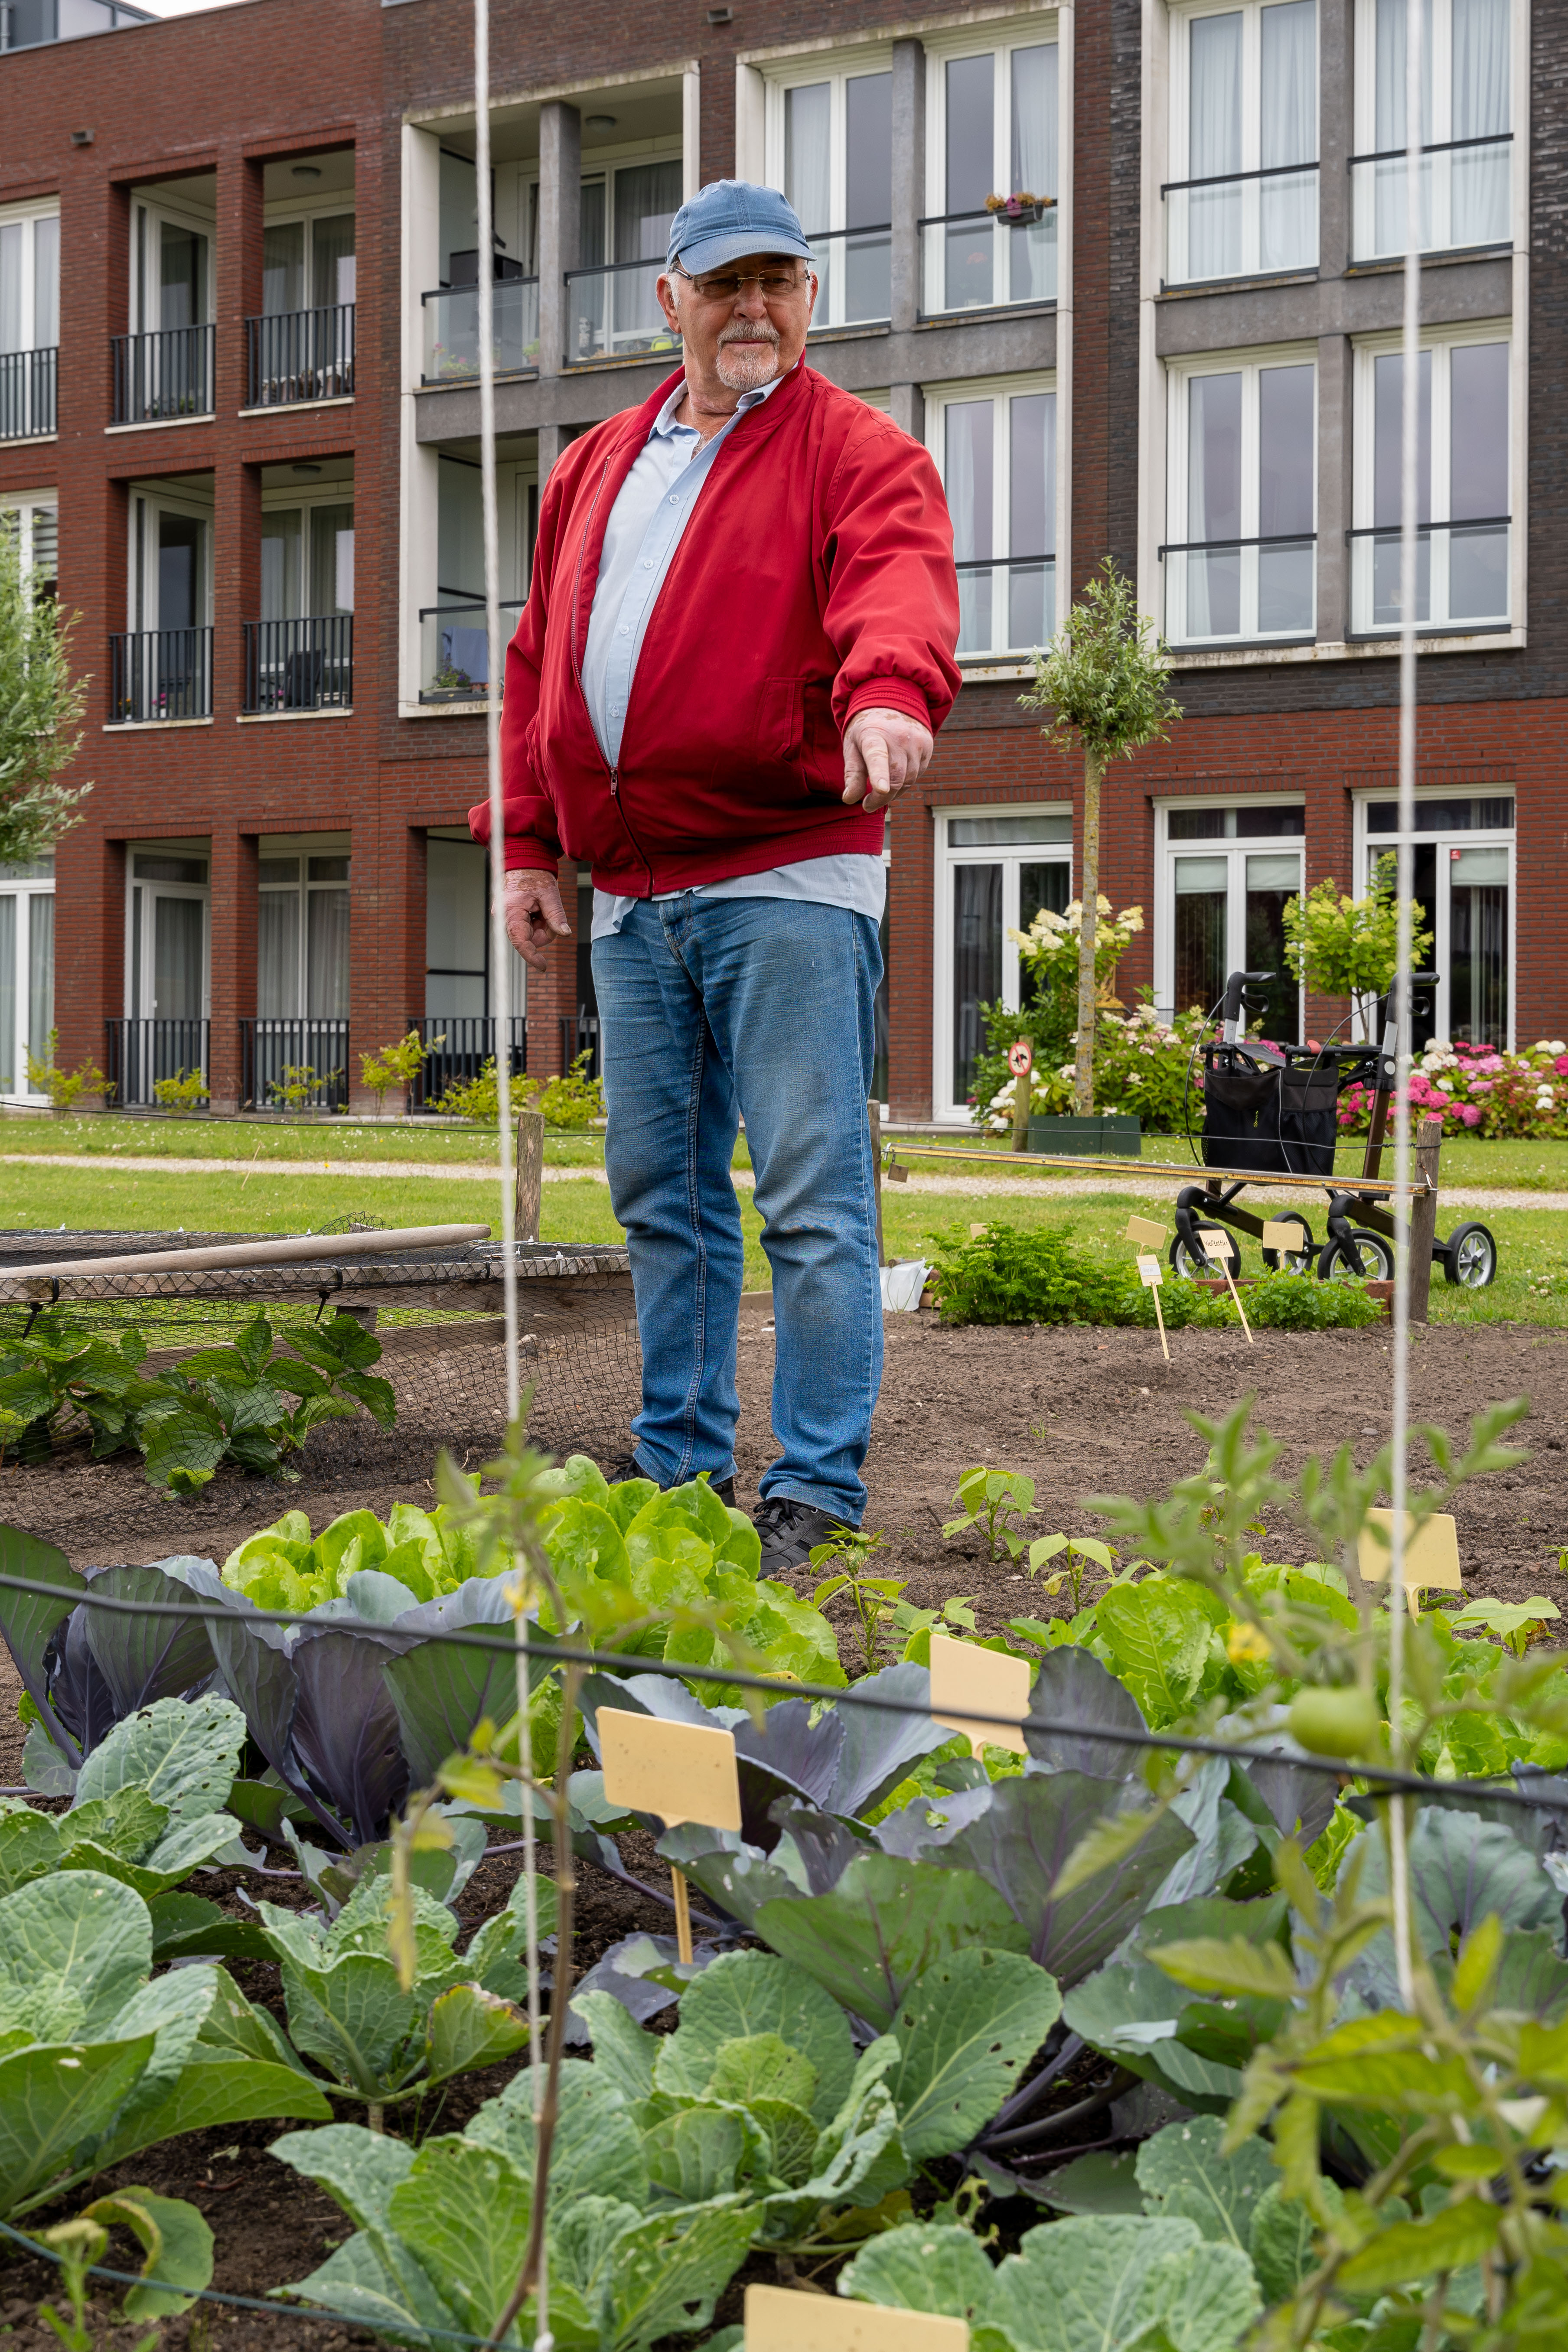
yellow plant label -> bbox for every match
[1137,1253,1164,1289]
[1202,1229,1239,1267]
[597,1709,742,1832]
[1262,1219,1304,1251]
[929,1630,1031,1757]
[1125,1216,1166,1248]
[745,2286,968,2349]
[1357,1508,1463,1598]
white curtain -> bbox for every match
[1009,44,1058,299]
[27,892,53,1067]
[32,218,57,348]
[0,222,21,355]
[1189,12,1243,278]
[946,400,994,652]
[307,888,351,1019]
[1260,1,1317,267]
[1452,0,1509,242]
[785,83,832,235]
[1186,372,1242,637]
[1375,0,1434,249]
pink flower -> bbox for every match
[1460,1106,1483,1126]
[1555,1056,1568,1076]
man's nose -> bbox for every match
[731,282,770,319]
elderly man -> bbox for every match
[474,180,959,1571]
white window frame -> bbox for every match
[260,476,356,620]
[0,856,54,1104]
[1165,0,1320,286]
[260,195,357,313]
[1351,0,1523,261]
[1154,796,1307,1036]
[762,46,896,329]
[1,491,57,587]
[1164,343,1318,647]
[124,842,212,1024]
[1350,322,1516,637]
[127,479,213,635]
[932,801,1074,1124]
[257,834,352,1021]
[924,369,1060,668]
[923,14,1063,317]
[129,192,216,334]
[1352,790,1516,1048]
[0,197,60,354]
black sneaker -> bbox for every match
[604,1456,735,1509]
[754,1496,842,1574]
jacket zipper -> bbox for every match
[567,450,655,896]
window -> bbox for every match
[421,452,536,700]
[125,845,209,1027]
[924,28,1059,313]
[1157,801,1304,1040]
[766,56,893,327]
[262,211,356,315]
[131,199,212,334]
[927,375,1056,660]
[1,495,57,598]
[0,204,59,437]
[0,853,53,1102]
[128,482,212,633]
[1165,352,1316,644]
[1166,1,1318,285]
[1352,0,1512,260]
[1351,331,1509,633]
[936,807,1072,1120]
[522,154,682,362]
[261,492,354,621]
[1358,793,1514,1047]
[258,846,351,1018]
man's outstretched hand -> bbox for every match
[502,870,572,972]
[842,706,935,812]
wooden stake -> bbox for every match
[671,1867,693,1964]
[1223,1263,1254,1342]
[515,1106,544,1245]
[1137,1253,1170,1362]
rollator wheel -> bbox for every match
[1317,1229,1395,1283]
[1443,1222,1497,1287]
[1261,1212,1314,1274]
[1170,1224,1234,1279]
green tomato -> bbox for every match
[1288,1685,1385,1760]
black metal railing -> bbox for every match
[0,346,56,438]
[239,1016,350,1111]
[952,553,1057,659]
[1350,131,1512,261]
[560,1007,602,1084]
[1162,157,1319,283]
[801,223,893,330]
[1159,531,1317,646]
[918,202,1058,313]
[245,303,355,406]
[108,627,213,723]
[111,323,214,423]
[406,1016,528,1110]
[242,616,353,713]
[104,1017,209,1109]
[1346,516,1511,635]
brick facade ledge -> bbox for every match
[235,708,355,724]
[105,416,215,436]
[101,717,214,732]
[237,397,355,418]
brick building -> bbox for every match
[0,0,1550,1124]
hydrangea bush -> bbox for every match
[1339,1036,1568,1138]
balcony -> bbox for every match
[1350,136,1511,263]
[1164,163,1318,287]
[1161,534,1317,648]
[240,1016,350,1110]
[0,348,56,439]
[111,324,214,424]
[406,1016,527,1110]
[104,1017,209,1110]
[803,225,892,332]
[0,0,151,49]
[243,617,353,714]
[108,627,213,723]
[419,600,523,703]
[1349,518,1510,638]
[955,555,1056,662]
[245,305,355,407]
[421,280,538,384]
[920,203,1057,316]
[565,258,681,366]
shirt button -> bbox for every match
[668,495,678,506]
[643,560,655,569]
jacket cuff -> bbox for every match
[503,841,561,875]
[843,679,936,732]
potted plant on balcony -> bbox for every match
[985,191,1056,225]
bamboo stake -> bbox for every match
[671,1868,694,1965]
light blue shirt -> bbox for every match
[581,371,884,941]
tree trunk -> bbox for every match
[1073,746,1103,1117]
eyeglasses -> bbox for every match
[670,263,812,302]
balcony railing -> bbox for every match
[1161,532,1317,647]
[1,0,151,50]
[240,1017,349,1111]
[245,304,355,407]
[421,280,539,383]
[920,203,1057,316]
[565,256,682,365]
[104,1017,209,1109]
[419,600,523,702]
[243,616,353,714]
[406,1016,527,1110]
[1350,134,1512,262]
[560,1007,602,1085]
[1164,160,1318,286]
[0,347,56,438]
[1348,517,1510,637]
[954,554,1056,661]
[802,223,893,332]
[111,323,215,423]
[108,627,212,723]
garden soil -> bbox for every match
[0,1315,1565,2348]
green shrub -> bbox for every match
[929,1223,1382,1331]
[1240,1268,1384,1329]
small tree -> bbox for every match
[0,524,90,863]
[1283,852,1435,1034]
[359,1028,437,1117]
[1019,560,1182,1115]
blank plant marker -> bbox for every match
[1262,1219,1303,1251]
[929,1629,1030,1758]
[598,1709,741,1961]
[745,2284,969,2349]
[1357,1509,1463,1616]
[1125,1215,1166,1248]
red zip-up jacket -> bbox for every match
[469,362,961,895]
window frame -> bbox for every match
[1164,0,1320,287]
[126,479,214,635]
[1154,796,1307,1038]
[259,475,356,622]
[762,46,896,330]
[923,368,1060,670]
[1163,341,1319,648]
[1349,321,1516,638]
[123,841,211,1024]
[932,801,1075,1125]
[256,833,352,1021]
[1352,789,1517,1048]
[259,195,359,314]
[1,492,57,593]
[922,13,1063,318]
[0,855,54,1104]
[0,198,61,357]
[1350,0,1521,262]
[129,191,216,335]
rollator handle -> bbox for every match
[1221,969,1278,1044]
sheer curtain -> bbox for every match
[32,218,57,348]
[0,222,22,353]
[1452,0,1509,243]
[257,888,300,1017]
[1009,44,1058,300]
[1186,371,1242,637]
[1259,1,1317,268]
[307,887,351,1019]
[1375,0,1434,248]
[946,400,995,653]
[786,83,834,313]
[1189,12,1243,278]
[613,161,680,343]
[26,893,52,1069]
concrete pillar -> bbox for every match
[538,102,581,378]
[1318,0,1352,282]
[890,38,926,334]
[889,383,924,442]
[208,826,257,1114]
[537,421,574,482]
[1317,333,1351,643]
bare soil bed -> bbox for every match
[0,1315,1563,2349]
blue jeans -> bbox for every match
[592,894,884,1524]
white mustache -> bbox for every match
[718,321,780,347]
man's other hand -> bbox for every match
[842,707,935,811]
[502,870,572,972]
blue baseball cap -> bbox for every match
[665,179,815,276]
